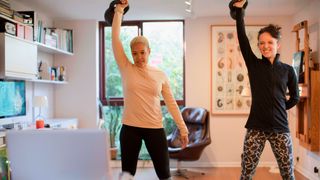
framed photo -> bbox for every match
[292,51,305,83]
[210,25,263,115]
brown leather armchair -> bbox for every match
[167,107,211,178]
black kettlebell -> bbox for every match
[104,0,130,25]
[229,0,248,20]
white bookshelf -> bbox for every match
[31,79,68,84]
[35,42,73,56]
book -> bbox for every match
[0,1,10,9]
[13,11,24,23]
[0,5,13,18]
[16,23,24,38]
[24,25,33,41]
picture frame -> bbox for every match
[210,25,264,115]
[292,51,305,83]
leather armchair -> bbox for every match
[167,107,211,178]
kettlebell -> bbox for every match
[104,0,130,25]
[229,0,248,20]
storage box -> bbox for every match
[16,24,24,38]
[24,25,33,41]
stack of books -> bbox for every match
[0,0,13,18]
[38,26,73,53]
[13,11,24,23]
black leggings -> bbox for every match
[120,124,171,179]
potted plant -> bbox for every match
[104,105,122,160]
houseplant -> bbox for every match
[103,105,122,160]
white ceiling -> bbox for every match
[15,0,315,21]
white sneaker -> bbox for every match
[119,171,134,180]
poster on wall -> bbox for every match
[210,25,263,115]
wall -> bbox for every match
[9,0,320,178]
[292,1,320,179]
[53,20,99,128]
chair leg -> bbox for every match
[170,161,205,179]
[171,161,189,179]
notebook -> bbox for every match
[6,129,112,180]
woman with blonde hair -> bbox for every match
[111,0,189,179]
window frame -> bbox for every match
[99,20,186,106]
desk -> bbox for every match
[0,118,78,179]
[0,118,78,146]
[45,118,78,129]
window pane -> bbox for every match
[104,26,138,98]
[143,22,184,100]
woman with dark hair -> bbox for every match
[230,0,300,179]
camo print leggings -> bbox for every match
[240,129,295,180]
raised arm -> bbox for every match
[231,0,257,67]
[111,0,130,68]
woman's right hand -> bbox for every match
[115,0,129,13]
[233,0,246,8]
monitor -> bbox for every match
[6,129,112,180]
[0,80,26,126]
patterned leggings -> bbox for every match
[240,129,295,180]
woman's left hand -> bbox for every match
[180,135,189,149]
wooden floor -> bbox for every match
[111,167,308,180]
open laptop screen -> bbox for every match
[6,129,111,180]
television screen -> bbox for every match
[0,80,26,118]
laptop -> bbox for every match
[6,129,112,180]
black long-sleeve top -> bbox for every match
[235,8,300,133]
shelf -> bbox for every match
[4,33,33,44]
[0,14,33,28]
[35,42,73,55]
[1,14,73,56]
[31,79,68,84]
[3,34,73,56]
[293,20,320,152]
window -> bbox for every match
[99,20,185,106]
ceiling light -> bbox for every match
[185,0,192,6]
[185,0,192,13]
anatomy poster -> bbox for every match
[211,25,263,114]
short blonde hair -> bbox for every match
[130,36,150,49]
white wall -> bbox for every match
[9,0,320,178]
[292,1,320,179]
[53,20,99,128]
